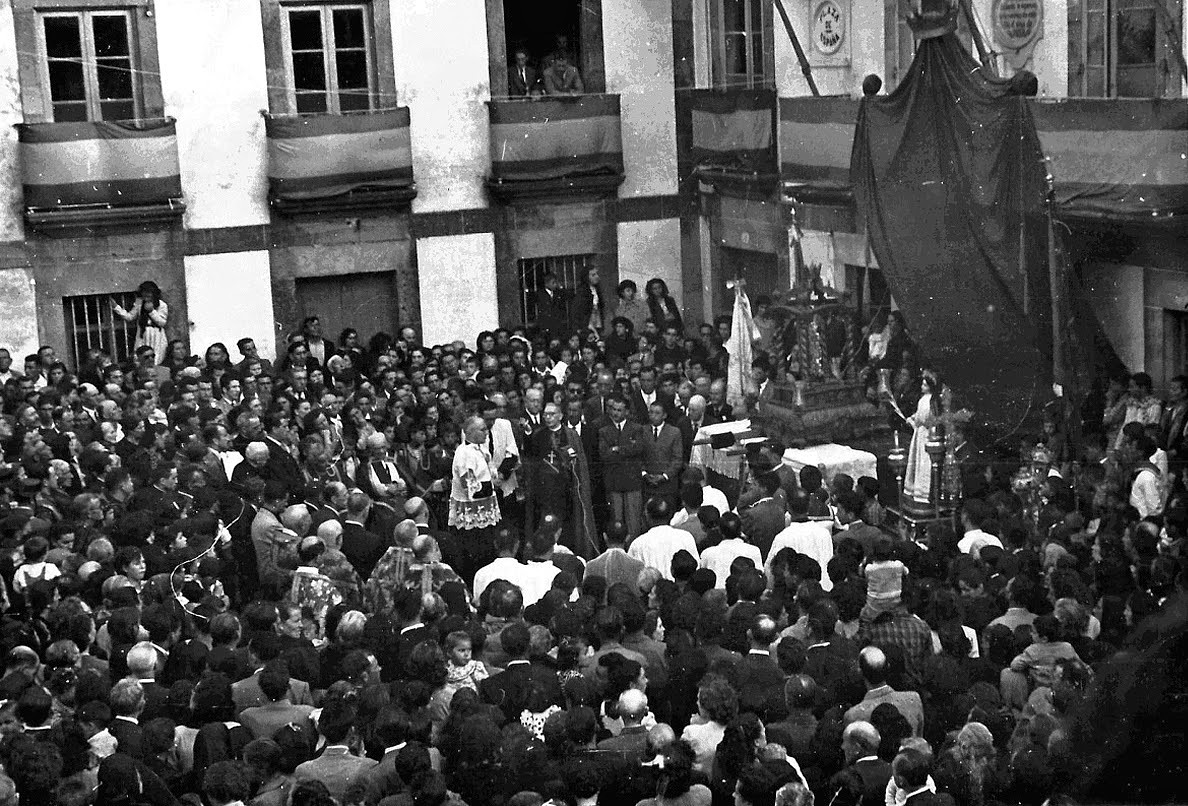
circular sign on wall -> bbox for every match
[812,0,846,55]
[992,0,1043,50]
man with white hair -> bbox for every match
[828,721,891,806]
[597,688,653,762]
[358,432,407,509]
[232,441,271,491]
[125,642,168,722]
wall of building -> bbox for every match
[775,0,884,97]
[185,251,276,361]
[618,218,683,311]
[0,266,38,360]
[0,2,24,244]
[969,0,1068,97]
[417,233,498,345]
[392,0,491,214]
[156,0,271,230]
[605,0,680,198]
[1082,261,1145,371]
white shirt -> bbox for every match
[766,521,835,591]
[700,539,762,588]
[957,529,1003,556]
[472,556,531,603]
[518,560,562,607]
[628,525,699,580]
[1130,466,1163,518]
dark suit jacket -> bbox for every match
[508,64,538,96]
[643,422,684,499]
[341,520,385,580]
[240,700,315,740]
[478,659,563,722]
[582,395,610,425]
[739,497,786,557]
[735,651,785,714]
[392,624,434,680]
[705,401,734,422]
[263,435,305,497]
[231,670,313,713]
[628,390,673,423]
[598,421,647,492]
[109,717,145,759]
[596,724,650,763]
[533,288,569,338]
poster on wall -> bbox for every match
[991,0,1044,69]
[808,0,851,66]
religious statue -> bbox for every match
[889,370,971,510]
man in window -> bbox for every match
[508,47,538,97]
[543,51,584,96]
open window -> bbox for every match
[488,0,605,97]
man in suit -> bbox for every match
[508,47,538,96]
[479,621,562,721]
[239,660,315,740]
[736,614,786,716]
[830,721,893,806]
[341,491,386,581]
[261,411,305,499]
[746,358,776,415]
[643,402,683,510]
[231,633,314,712]
[597,688,652,763]
[356,432,408,510]
[542,50,584,95]
[599,396,647,538]
[533,272,569,340]
[107,679,147,759]
[835,491,886,558]
[891,747,955,806]
[583,371,615,425]
[299,315,336,369]
[389,587,433,680]
[251,481,300,596]
[739,472,787,559]
[844,646,924,738]
[705,378,735,423]
[628,367,666,423]
[127,462,189,529]
[124,643,169,723]
[295,697,377,802]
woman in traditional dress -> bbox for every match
[903,370,943,505]
[112,281,168,361]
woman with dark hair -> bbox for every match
[613,279,649,336]
[597,651,654,736]
[637,739,712,806]
[711,711,766,805]
[570,267,605,335]
[646,277,684,334]
[160,339,192,375]
[604,316,636,366]
[406,640,453,745]
[112,281,169,360]
[203,342,232,391]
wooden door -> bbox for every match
[295,271,399,347]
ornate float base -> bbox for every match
[753,379,892,448]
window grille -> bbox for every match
[517,254,597,326]
[64,290,138,370]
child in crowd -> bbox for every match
[860,536,908,622]
[443,630,488,694]
[1009,613,1082,689]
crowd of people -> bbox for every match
[0,272,1182,806]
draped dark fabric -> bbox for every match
[851,33,1052,434]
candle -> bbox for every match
[893,431,900,450]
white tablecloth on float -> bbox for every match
[782,443,877,484]
[689,419,752,479]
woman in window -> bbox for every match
[112,281,169,362]
[645,277,684,334]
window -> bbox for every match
[714,0,773,88]
[281,4,375,113]
[64,291,139,369]
[1068,0,1183,97]
[39,10,137,122]
[493,0,606,96]
[518,254,596,325]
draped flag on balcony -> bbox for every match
[779,97,860,187]
[265,108,414,201]
[488,95,623,182]
[683,89,777,175]
[1033,98,1188,222]
[17,118,182,209]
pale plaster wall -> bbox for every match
[0,1,22,242]
[156,0,271,229]
[416,232,499,345]
[0,266,38,359]
[184,251,277,361]
[604,0,679,197]
[775,0,884,97]
[1083,261,1144,371]
[617,218,683,306]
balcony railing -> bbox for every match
[1032,98,1188,223]
[776,95,1188,223]
[17,117,185,228]
[264,107,417,214]
[486,94,624,200]
[679,88,778,188]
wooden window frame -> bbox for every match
[279,3,375,114]
[1067,0,1183,98]
[710,0,775,89]
[261,0,397,114]
[38,9,140,122]
[484,0,607,98]
[13,0,164,124]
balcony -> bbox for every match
[264,107,417,215]
[486,94,624,201]
[775,95,1188,226]
[17,117,185,229]
[1031,98,1188,225]
[678,88,778,190]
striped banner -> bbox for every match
[489,95,623,182]
[265,108,414,201]
[1032,98,1188,219]
[17,118,182,210]
[687,89,776,175]
[779,96,861,185]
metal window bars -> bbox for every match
[517,254,596,326]
[64,290,139,371]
